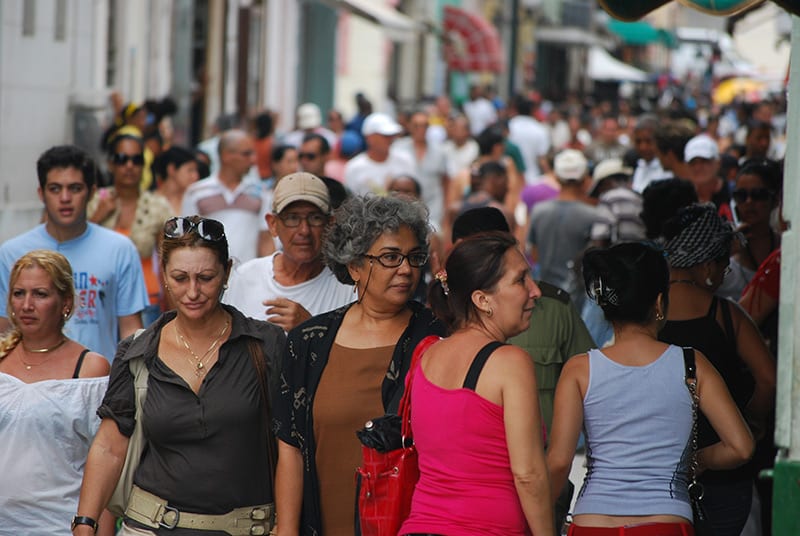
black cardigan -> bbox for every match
[272,301,445,535]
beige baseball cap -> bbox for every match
[272,172,330,214]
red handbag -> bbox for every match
[355,335,440,536]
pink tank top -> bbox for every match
[399,362,530,535]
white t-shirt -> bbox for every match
[343,151,415,196]
[463,97,497,136]
[181,174,270,264]
[442,139,479,178]
[224,253,353,324]
[509,115,550,184]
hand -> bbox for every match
[263,298,311,332]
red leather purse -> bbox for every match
[355,335,439,536]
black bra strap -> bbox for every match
[462,341,507,391]
[72,349,90,378]
[706,295,718,320]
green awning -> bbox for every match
[607,19,676,48]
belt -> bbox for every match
[125,485,275,535]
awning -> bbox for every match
[324,0,422,42]
[588,47,649,82]
[442,6,504,73]
[599,0,771,20]
[535,27,615,49]
[607,19,676,48]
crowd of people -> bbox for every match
[0,83,786,536]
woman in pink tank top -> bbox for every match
[400,231,554,536]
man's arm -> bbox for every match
[118,313,143,340]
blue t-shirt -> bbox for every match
[0,224,148,361]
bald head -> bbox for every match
[218,129,251,156]
[218,129,255,180]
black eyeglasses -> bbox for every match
[111,153,145,166]
[278,212,329,228]
[363,251,428,268]
[298,152,320,160]
[732,187,772,204]
[163,217,226,241]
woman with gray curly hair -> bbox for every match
[273,195,446,536]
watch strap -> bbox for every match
[71,515,98,532]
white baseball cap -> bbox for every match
[554,149,588,181]
[362,113,403,137]
[684,134,719,162]
[297,103,322,130]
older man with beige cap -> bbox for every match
[224,172,352,331]
[527,149,602,308]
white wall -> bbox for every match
[0,0,111,241]
[334,10,394,120]
[0,0,177,243]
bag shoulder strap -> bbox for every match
[682,346,696,382]
[462,341,507,391]
[129,328,150,404]
[399,336,440,440]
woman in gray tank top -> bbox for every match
[547,242,754,536]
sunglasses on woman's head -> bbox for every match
[163,217,226,241]
[732,187,772,204]
[111,153,145,166]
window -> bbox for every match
[22,0,35,36]
[54,0,67,41]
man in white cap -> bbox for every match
[224,172,352,331]
[282,103,338,150]
[527,149,601,309]
[343,112,415,196]
[684,133,733,221]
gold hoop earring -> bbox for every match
[486,308,493,317]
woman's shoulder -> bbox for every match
[561,351,590,376]
[76,351,111,378]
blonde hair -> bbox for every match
[0,250,75,358]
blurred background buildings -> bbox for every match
[0,0,791,239]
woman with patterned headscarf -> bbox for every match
[658,203,775,536]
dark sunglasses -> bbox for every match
[163,217,226,241]
[298,152,320,160]
[111,153,145,166]
[732,187,772,204]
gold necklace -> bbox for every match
[22,337,67,353]
[174,319,230,377]
[19,338,66,370]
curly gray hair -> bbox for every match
[323,195,431,284]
